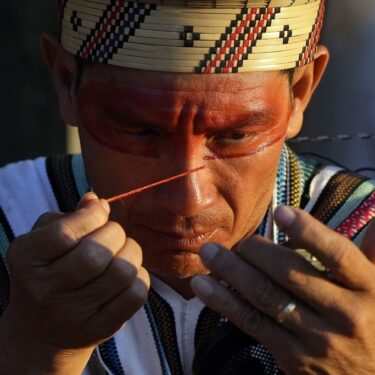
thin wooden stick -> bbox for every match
[106,166,205,204]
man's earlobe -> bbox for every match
[286,45,330,139]
[41,32,79,126]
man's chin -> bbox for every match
[144,251,210,280]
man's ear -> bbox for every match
[41,32,79,127]
[286,45,330,139]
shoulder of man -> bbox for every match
[296,153,375,246]
[0,155,90,316]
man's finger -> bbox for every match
[191,274,299,361]
[360,219,375,263]
[76,192,101,210]
[32,212,65,230]
[23,196,110,262]
[275,206,374,290]
[92,267,150,340]
[73,237,143,304]
[197,243,320,334]
[236,235,351,318]
[44,221,127,290]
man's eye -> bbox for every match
[125,129,163,138]
[229,132,247,140]
[214,132,254,142]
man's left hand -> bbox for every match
[191,206,375,375]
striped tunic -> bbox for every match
[0,146,374,375]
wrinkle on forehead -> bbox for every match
[80,64,282,93]
[78,66,289,136]
[80,81,284,133]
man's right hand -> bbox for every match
[0,192,150,373]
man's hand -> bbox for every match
[0,193,150,374]
[191,206,375,374]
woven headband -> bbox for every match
[60,0,325,73]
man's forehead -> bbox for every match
[79,70,287,136]
[80,62,281,93]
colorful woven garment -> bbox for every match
[58,0,325,73]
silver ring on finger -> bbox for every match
[276,301,297,324]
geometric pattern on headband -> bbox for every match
[61,0,325,73]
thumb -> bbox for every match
[77,192,100,209]
[76,192,110,215]
[360,220,375,263]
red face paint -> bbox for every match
[78,81,289,161]
[203,130,286,160]
[78,82,162,158]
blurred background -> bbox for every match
[0,0,374,176]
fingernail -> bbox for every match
[200,243,219,264]
[77,192,99,209]
[275,205,296,229]
[83,192,98,202]
[191,276,214,297]
[100,199,110,215]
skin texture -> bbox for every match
[0,32,332,374]
[40,37,328,299]
[191,207,375,374]
[0,193,150,374]
[76,68,292,286]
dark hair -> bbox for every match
[284,68,295,86]
[75,57,89,91]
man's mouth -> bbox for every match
[139,225,219,252]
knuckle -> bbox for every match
[237,306,263,334]
[33,212,61,229]
[253,278,280,312]
[297,212,329,245]
[106,221,126,242]
[130,277,149,307]
[53,221,79,249]
[80,240,112,273]
[125,237,143,261]
[211,249,232,275]
[340,303,368,337]
[33,212,51,229]
[298,219,317,243]
[80,204,108,228]
[284,259,309,288]
[315,333,337,358]
[217,290,234,316]
[327,243,352,270]
[112,257,138,283]
[139,267,151,289]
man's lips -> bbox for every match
[139,225,219,251]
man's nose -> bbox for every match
[153,163,216,217]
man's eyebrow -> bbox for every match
[104,107,275,131]
[104,108,161,129]
[202,110,276,132]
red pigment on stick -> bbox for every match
[107,166,205,203]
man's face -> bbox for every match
[74,65,293,280]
